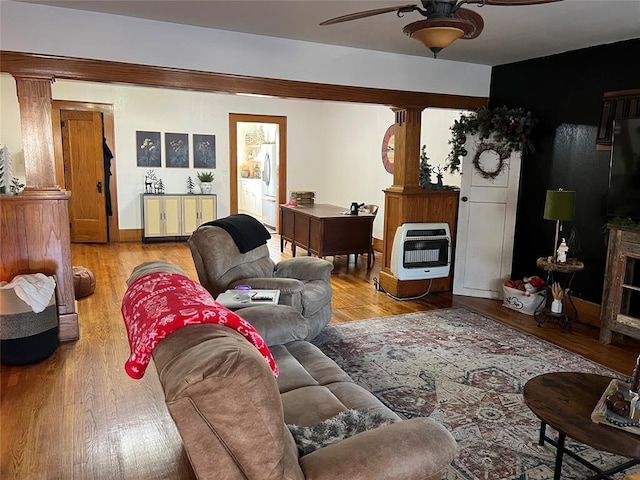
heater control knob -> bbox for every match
[461,196,468,202]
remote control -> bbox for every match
[252,295,272,301]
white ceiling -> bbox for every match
[12,0,640,66]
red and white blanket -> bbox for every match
[121,272,278,379]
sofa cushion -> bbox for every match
[274,340,402,427]
[272,341,353,394]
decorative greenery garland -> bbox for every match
[472,142,513,180]
[446,106,537,174]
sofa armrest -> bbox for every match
[299,418,456,480]
[274,257,333,282]
[235,305,309,346]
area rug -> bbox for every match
[312,307,639,480]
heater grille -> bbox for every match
[403,239,449,267]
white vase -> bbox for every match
[551,299,563,314]
[200,182,213,194]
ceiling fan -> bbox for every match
[320,0,562,58]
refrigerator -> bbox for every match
[260,144,278,228]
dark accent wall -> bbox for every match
[489,38,640,304]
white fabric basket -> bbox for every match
[502,285,544,316]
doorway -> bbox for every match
[229,114,287,231]
[51,101,119,242]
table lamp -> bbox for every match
[543,189,576,261]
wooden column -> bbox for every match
[14,76,59,191]
[389,107,423,192]
[380,106,459,297]
[0,75,78,340]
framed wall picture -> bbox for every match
[165,133,189,168]
[136,131,161,167]
[193,134,216,169]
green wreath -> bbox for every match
[472,142,512,180]
[446,106,537,174]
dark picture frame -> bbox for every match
[193,134,216,169]
[136,131,161,167]
[165,133,189,168]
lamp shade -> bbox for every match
[543,190,576,221]
[409,26,464,50]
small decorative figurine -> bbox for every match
[557,238,569,263]
[187,176,195,194]
[144,170,157,193]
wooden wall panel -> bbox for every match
[0,194,78,341]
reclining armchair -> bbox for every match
[188,215,334,340]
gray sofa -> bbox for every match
[152,312,457,480]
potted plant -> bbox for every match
[196,171,214,194]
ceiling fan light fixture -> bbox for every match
[403,18,476,58]
[412,26,464,52]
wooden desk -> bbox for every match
[280,204,375,268]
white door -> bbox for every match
[453,134,522,299]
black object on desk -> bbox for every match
[534,257,585,330]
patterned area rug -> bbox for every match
[312,307,639,480]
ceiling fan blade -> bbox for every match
[320,4,419,26]
[453,7,483,39]
[466,0,562,5]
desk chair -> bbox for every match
[354,204,379,268]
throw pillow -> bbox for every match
[287,409,395,456]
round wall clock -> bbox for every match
[381,124,395,174]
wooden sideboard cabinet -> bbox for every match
[599,225,640,343]
[142,194,217,241]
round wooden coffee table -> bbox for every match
[524,372,640,480]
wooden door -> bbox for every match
[229,114,287,231]
[453,134,521,299]
[61,110,107,243]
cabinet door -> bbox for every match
[143,196,164,237]
[250,182,263,216]
[182,196,200,236]
[200,195,217,224]
[239,181,249,211]
[163,196,182,236]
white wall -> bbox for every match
[0,75,467,240]
[0,1,491,98]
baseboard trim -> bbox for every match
[118,229,143,242]
[573,297,601,328]
[373,237,383,253]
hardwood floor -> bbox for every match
[1,237,638,480]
